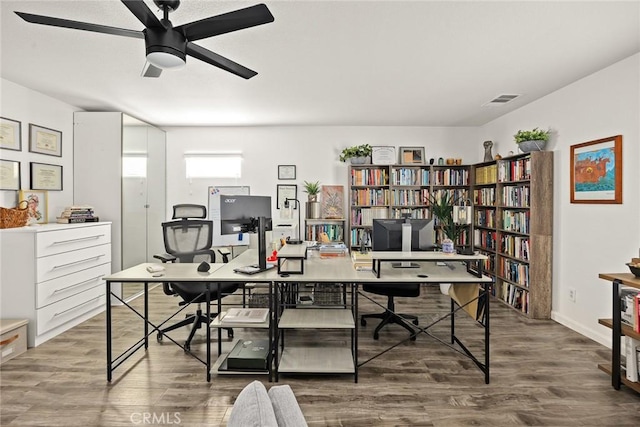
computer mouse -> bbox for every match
[197,261,210,272]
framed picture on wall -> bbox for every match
[0,117,22,151]
[278,165,296,180]
[30,162,63,191]
[399,146,425,165]
[570,135,622,204]
[321,185,344,219]
[18,189,48,224]
[29,124,62,157]
[0,159,21,190]
[276,184,297,209]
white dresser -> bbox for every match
[0,222,112,347]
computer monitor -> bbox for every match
[372,218,435,268]
[220,195,273,271]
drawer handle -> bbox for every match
[0,335,19,347]
[52,296,102,318]
[52,275,105,294]
[51,255,104,270]
[51,234,105,245]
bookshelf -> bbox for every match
[347,164,471,252]
[304,218,345,243]
[471,151,553,319]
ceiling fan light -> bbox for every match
[146,51,185,69]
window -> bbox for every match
[185,153,242,178]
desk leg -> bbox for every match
[612,279,622,390]
[450,298,455,345]
[268,281,273,383]
[274,282,280,383]
[144,282,149,349]
[207,283,212,382]
[484,281,490,385]
[106,281,112,382]
[353,282,358,384]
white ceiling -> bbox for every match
[1,1,639,127]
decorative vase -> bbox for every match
[307,194,318,203]
[350,156,371,165]
[306,201,321,219]
[441,238,455,254]
[518,140,547,153]
[483,140,493,162]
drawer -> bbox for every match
[37,263,111,309]
[37,244,111,283]
[36,224,111,257]
[0,320,28,365]
[36,286,105,335]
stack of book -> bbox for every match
[319,242,348,258]
[351,250,373,271]
[57,206,99,224]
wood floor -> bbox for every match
[1,284,638,426]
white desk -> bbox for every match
[103,262,225,382]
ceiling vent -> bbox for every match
[482,94,521,107]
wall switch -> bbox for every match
[568,287,577,303]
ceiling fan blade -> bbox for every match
[121,0,163,28]
[176,4,274,42]
[186,42,257,79]
[141,62,163,78]
[15,11,143,38]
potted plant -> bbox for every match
[339,144,373,164]
[303,180,321,219]
[513,127,550,153]
[428,191,466,254]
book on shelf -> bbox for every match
[624,336,640,382]
[621,287,640,331]
[220,308,269,324]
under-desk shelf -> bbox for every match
[211,338,270,376]
[210,310,270,329]
[278,346,355,374]
[278,308,354,329]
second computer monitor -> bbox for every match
[219,195,273,235]
[372,218,435,252]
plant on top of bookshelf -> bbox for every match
[513,127,550,152]
[303,180,321,202]
[339,144,373,163]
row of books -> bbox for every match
[57,205,100,224]
[621,287,640,333]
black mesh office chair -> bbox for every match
[154,204,239,351]
[360,283,420,341]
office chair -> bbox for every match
[154,204,239,351]
[360,283,420,341]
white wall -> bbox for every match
[0,79,76,219]
[163,125,479,222]
[479,53,640,346]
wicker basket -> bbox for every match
[0,201,29,229]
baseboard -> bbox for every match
[551,310,611,349]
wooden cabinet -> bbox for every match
[471,151,553,319]
[597,273,640,394]
[0,223,112,347]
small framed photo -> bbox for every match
[0,117,22,151]
[399,146,426,165]
[371,146,396,165]
[29,123,62,157]
[570,135,622,204]
[278,165,296,180]
[18,189,48,224]
[276,184,297,210]
[30,162,63,191]
[0,159,21,190]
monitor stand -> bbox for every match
[237,216,275,274]
[392,221,419,269]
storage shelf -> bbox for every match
[598,318,640,340]
[597,363,640,393]
[278,346,355,373]
[210,310,270,329]
[279,308,354,329]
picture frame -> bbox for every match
[0,117,22,151]
[399,146,425,165]
[321,185,345,219]
[570,135,622,204]
[278,164,296,180]
[30,162,63,191]
[276,184,297,210]
[371,146,396,165]
[29,123,62,157]
[18,189,48,224]
[0,159,21,191]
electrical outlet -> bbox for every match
[568,287,577,303]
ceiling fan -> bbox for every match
[15,0,274,79]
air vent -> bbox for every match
[482,94,520,107]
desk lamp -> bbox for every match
[284,198,302,244]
